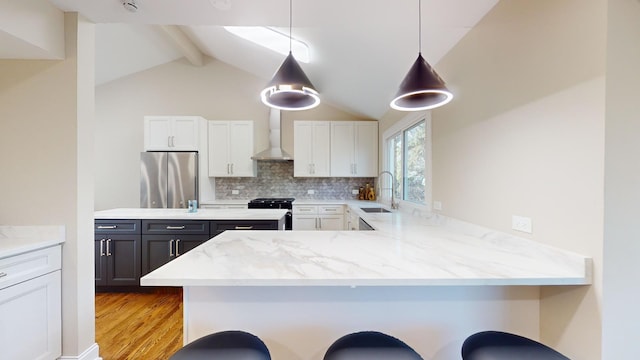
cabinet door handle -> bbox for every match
[0,272,7,278]
[354,164,357,174]
[169,239,175,256]
[319,218,322,229]
[175,239,181,256]
[168,136,172,147]
[235,226,253,230]
[166,225,186,230]
[97,225,117,229]
[230,163,234,174]
[100,239,105,256]
[106,239,112,256]
[171,136,175,147]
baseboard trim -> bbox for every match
[58,343,101,360]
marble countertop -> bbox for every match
[141,205,592,287]
[0,226,66,259]
[94,208,288,221]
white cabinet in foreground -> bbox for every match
[0,245,62,360]
[208,120,256,177]
[293,205,344,230]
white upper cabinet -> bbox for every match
[208,120,256,177]
[294,121,331,177]
[330,121,378,177]
[144,116,200,151]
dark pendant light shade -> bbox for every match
[390,53,453,111]
[390,0,453,111]
[261,51,320,111]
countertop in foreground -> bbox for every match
[0,226,65,258]
[141,207,592,287]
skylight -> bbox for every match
[224,26,310,63]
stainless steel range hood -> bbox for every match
[251,108,293,161]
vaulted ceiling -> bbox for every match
[4,0,498,118]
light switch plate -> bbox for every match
[231,190,239,195]
[352,189,359,195]
[307,189,315,194]
[512,215,532,233]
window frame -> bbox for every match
[382,111,432,212]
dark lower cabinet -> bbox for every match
[141,220,210,276]
[210,219,284,238]
[95,217,284,289]
[141,234,209,275]
[94,220,141,287]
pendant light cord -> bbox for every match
[289,0,293,53]
[418,0,422,54]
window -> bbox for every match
[384,113,431,207]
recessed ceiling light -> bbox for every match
[209,0,231,10]
[122,0,138,12]
[224,26,310,63]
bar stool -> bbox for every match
[323,331,423,360]
[169,330,271,360]
[462,331,570,360]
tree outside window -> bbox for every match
[387,120,426,205]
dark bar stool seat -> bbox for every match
[169,330,271,360]
[323,331,423,360]
[462,331,570,360]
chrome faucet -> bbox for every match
[378,171,399,210]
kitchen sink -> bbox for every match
[360,207,392,213]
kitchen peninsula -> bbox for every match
[140,207,591,359]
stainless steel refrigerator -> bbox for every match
[140,151,198,208]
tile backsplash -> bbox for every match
[215,161,375,200]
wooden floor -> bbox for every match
[95,289,183,360]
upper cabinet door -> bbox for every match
[171,117,199,150]
[330,122,356,177]
[353,121,378,177]
[208,120,256,177]
[330,121,378,177]
[294,121,331,177]
[144,116,199,151]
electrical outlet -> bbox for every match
[512,215,532,233]
[433,201,442,211]
[231,190,239,195]
[307,189,315,195]
[352,189,359,195]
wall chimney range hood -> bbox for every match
[251,108,293,161]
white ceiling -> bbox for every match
[27,0,498,118]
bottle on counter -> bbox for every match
[358,186,364,200]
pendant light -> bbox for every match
[390,0,453,111]
[261,0,320,111]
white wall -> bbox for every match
[381,0,605,358]
[95,58,368,210]
[0,13,98,360]
[602,0,640,358]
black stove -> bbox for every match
[247,198,294,230]
[247,198,295,209]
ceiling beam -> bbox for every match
[159,25,204,66]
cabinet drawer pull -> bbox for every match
[235,226,253,230]
[100,239,105,256]
[166,226,186,230]
[0,272,7,278]
[175,239,181,256]
[106,239,112,256]
[97,225,117,229]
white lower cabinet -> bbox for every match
[0,246,62,360]
[293,205,344,230]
